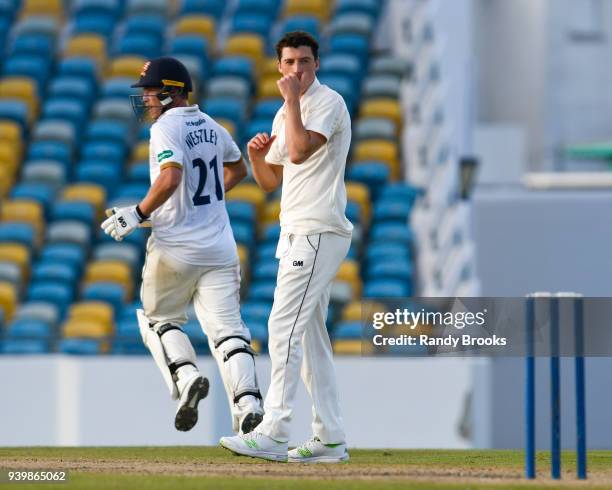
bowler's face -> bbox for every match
[278,46,319,89]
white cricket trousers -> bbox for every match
[258,231,351,444]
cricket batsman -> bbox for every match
[101,57,264,434]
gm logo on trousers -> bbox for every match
[293,261,304,267]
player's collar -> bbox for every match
[163,104,199,116]
[301,77,320,102]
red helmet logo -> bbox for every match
[140,61,151,77]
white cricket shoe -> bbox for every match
[288,437,349,463]
[174,375,209,431]
[220,431,288,462]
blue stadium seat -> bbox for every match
[235,0,280,18]
[0,99,28,133]
[51,201,95,225]
[169,35,210,60]
[10,33,54,57]
[202,97,246,130]
[86,119,129,144]
[246,320,268,345]
[232,221,256,247]
[256,242,276,261]
[347,162,390,201]
[124,14,165,43]
[183,321,209,352]
[0,223,35,249]
[226,200,256,225]
[137,124,151,140]
[40,243,86,272]
[366,242,411,265]
[243,118,273,146]
[82,282,126,317]
[46,220,92,249]
[354,118,396,141]
[279,16,320,39]
[319,53,363,80]
[27,141,72,168]
[333,321,361,339]
[114,183,149,200]
[13,16,60,39]
[345,201,361,227]
[329,12,375,38]
[73,14,116,37]
[3,55,50,90]
[212,57,254,85]
[253,260,278,281]
[180,0,225,19]
[316,75,356,112]
[58,338,105,355]
[248,281,275,302]
[57,57,98,86]
[335,0,380,19]
[2,339,49,354]
[75,161,121,195]
[363,279,412,298]
[328,33,369,58]
[366,260,413,283]
[370,223,414,246]
[32,262,78,288]
[379,183,423,206]
[81,141,126,162]
[48,77,96,108]
[10,183,55,217]
[127,162,149,183]
[115,33,161,59]
[114,318,147,354]
[28,282,73,316]
[6,318,52,339]
[42,99,88,136]
[373,200,412,223]
[74,0,123,19]
[241,301,272,324]
[93,242,142,270]
[207,76,250,100]
[263,223,280,242]
[253,98,283,119]
[230,14,271,38]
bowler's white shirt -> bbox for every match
[266,78,353,237]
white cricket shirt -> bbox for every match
[266,78,353,237]
[148,105,241,266]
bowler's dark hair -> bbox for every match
[275,31,319,61]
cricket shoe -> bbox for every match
[240,412,264,434]
[288,437,349,463]
[220,431,288,462]
[174,375,209,431]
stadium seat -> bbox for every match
[174,15,216,46]
[354,140,400,180]
[47,77,95,110]
[51,201,96,225]
[262,199,280,226]
[253,98,283,119]
[61,183,106,219]
[42,99,87,137]
[257,77,280,99]
[40,243,86,272]
[57,56,98,84]
[0,120,21,147]
[332,339,363,355]
[2,338,49,354]
[75,161,121,194]
[241,301,272,324]
[93,99,133,123]
[73,14,115,38]
[370,223,414,246]
[212,56,254,85]
[32,262,77,289]
[93,242,141,270]
[335,260,362,297]
[347,162,390,201]
[0,244,30,282]
[207,76,250,101]
[115,34,161,60]
[370,56,412,80]
[21,160,66,191]
[363,75,401,99]
[46,221,91,248]
[329,33,369,57]
[21,0,63,19]
[363,279,411,298]
[28,282,73,316]
[232,221,256,248]
[64,34,107,68]
[366,260,413,285]
[283,0,329,21]
[226,200,256,225]
[319,53,362,80]
[0,280,16,321]
[1,199,44,245]
[335,0,380,19]
[354,118,397,141]
[13,301,59,328]
[373,200,413,223]
[126,161,149,183]
[366,242,411,265]
[0,99,29,133]
[202,96,246,125]
[10,32,54,58]
[9,184,54,218]
[108,55,148,78]
[252,260,278,281]
[226,183,266,220]
[84,260,133,294]
[170,35,210,60]
[58,338,108,354]
[224,34,265,63]
[13,16,60,38]
[131,141,149,162]
[3,55,51,92]
[82,282,128,312]
[345,182,371,223]
[0,76,39,121]
[279,15,320,39]
[86,118,130,144]
[360,98,402,129]
[33,119,77,147]
[0,223,36,250]
[329,12,374,37]
[379,183,423,205]
[230,13,271,38]
[180,0,225,20]
[0,261,22,291]
[66,300,114,331]
[248,281,276,302]
[127,0,167,16]
[333,320,361,339]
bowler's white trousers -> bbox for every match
[258,232,351,444]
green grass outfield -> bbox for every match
[1,447,611,489]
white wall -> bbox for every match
[0,356,472,449]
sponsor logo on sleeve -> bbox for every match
[157,150,174,162]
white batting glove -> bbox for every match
[101,206,144,241]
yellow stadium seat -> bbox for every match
[263,199,280,226]
[336,260,362,297]
[0,281,17,322]
[345,182,371,222]
[354,139,400,180]
[226,183,266,221]
[63,318,113,338]
[0,144,20,177]
[262,57,280,78]
[62,183,106,220]
[108,55,148,79]
[333,339,367,355]
[175,15,215,46]
[251,339,262,353]
[258,76,280,99]
[0,120,20,143]
[224,34,265,63]
[68,301,114,329]
[283,0,329,21]
[0,167,13,199]
[64,34,107,68]
[20,0,63,19]
[132,141,149,162]
[342,301,362,322]
[360,98,402,129]
[216,118,236,138]
[237,244,249,266]
[1,199,44,246]
[0,244,29,281]
[0,77,38,122]
[84,260,133,298]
